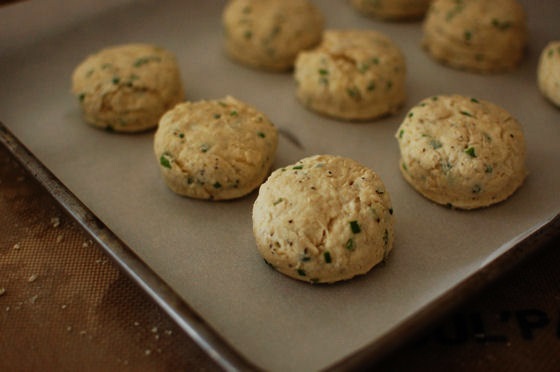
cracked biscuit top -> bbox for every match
[252,154,394,284]
[422,0,527,73]
[154,96,278,200]
[71,43,185,132]
[294,29,406,121]
[395,94,527,209]
[222,0,324,71]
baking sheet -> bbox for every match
[1,0,559,370]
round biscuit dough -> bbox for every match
[72,43,185,132]
[154,96,278,200]
[395,94,527,209]
[294,29,406,121]
[252,155,394,284]
[537,41,560,107]
[350,0,431,21]
[422,0,527,73]
[222,0,324,71]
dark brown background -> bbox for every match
[1,143,559,371]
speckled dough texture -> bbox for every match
[154,96,278,200]
[537,41,560,107]
[294,29,406,121]
[252,155,394,283]
[222,0,324,71]
[350,0,431,21]
[422,0,527,73]
[71,43,184,132]
[395,94,527,209]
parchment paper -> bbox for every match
[1,0,559,370]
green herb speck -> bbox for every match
[292,165,303,170]
[324,251,332,263]
[460,110,473,117]
[133,56,161,67]
[213,182,222,189]
[472,184,482,194]
[318,68,328,76]
[398,129,404,139]
[471,98,479,103]
[257,131,266,138]
[160,154,172,169]
[485,165,493,174]
[112,77,120,85]
[385,80,393,90]
[78,93,85,102]
[345,238,355,251]
[350,220,361,234]
[430,139,443,149]
[200,144,210,153]
[491,19,512,30]
[465,147,477,158]
[214,113,221,119]
[408,112,414,118]
[347,86,362,101]
[273,198,284,206]
[464,30,472,41]
[230,110,238,116]
[297,268,306,277]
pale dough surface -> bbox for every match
[395,94,527,209]
[252,154,394,283]
[154,96,278,200]
[422,0,527,73]
[222,0,324,71]
[72,43,184,132]
[294,29,406,121]
[350,0,431,21]
[537,41,560,107]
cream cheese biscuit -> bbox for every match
[154,96,278,200]
[395,94,527,209]
[350,0,431,21]
[537,41,560,107]
[72,43,184,132]
[422,0,528,73]
[252,155,394,284]
[222,0,324,71]
[294,29,406,121]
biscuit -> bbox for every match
[72,43,184,132]
[537,41,560,107]
[154,96,278,200]
[222,0,324,71]
[422,0,527,73]
[252,154,394,284]
[350,0,431,21]
[395,94,527,209]
[294,29,406,121]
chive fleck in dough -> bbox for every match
[294,29,406,121]
[71,43,184,132]
[252,155,394,284]
[350,0,431,21]
[395,95,527,209]
[154,96,278,200]
[222,0,324,71]
[422,0,527,73]
[537,41,560,107]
